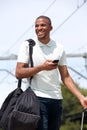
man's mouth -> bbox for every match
[38,31,44,36]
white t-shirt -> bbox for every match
[17,38,67,99]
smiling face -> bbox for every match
[35,16,53,44]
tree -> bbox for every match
[60,83,87,130]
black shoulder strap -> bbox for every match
[18,79,22,88]
[27,39,36,85]
[27,39,35,67]
[17,39,35,88]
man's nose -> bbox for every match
[37,25,42,30]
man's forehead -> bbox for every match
[35,18,50,24]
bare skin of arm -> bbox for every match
[58,65,87,108]
[16,60,58,79]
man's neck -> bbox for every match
[38,38,50,44]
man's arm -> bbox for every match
[58,65,87,108]
[15,62,43,79]
[16,60,58,79]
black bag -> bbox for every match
[0,39,40,130]
[8,86,40,130]
[0,79,23,130]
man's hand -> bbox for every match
[42,60,58,71]
[80,96,87,109]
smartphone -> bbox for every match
[52,60,59,63]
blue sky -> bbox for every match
[0,0,87,106]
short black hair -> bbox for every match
[36,15,52,25]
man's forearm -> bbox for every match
[16,65,43,79]
[63,76,84,101]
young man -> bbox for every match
[16,15,87,130]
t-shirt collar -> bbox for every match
[37,39,52,47]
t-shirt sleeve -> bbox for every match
[59,50,67,66]
[17,41,29,63]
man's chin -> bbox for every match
[38,36,44,39]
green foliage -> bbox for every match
[61,83,82,116]
[60,121,80,130]
[61,83,87,115]
[60,83,87,130]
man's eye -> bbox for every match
[41,24,46,27]
[35,24,46,28]
[35,25,38,27]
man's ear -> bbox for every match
[50,25,53,31]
